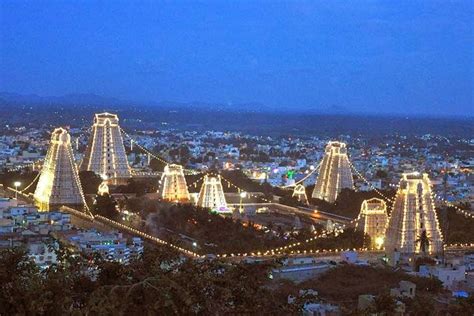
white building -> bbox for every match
[419,264,466,290]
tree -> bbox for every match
[447,296,474,315]
[372,293,397,314]
[0,248,41,314]
[115,178,157,196]
[79,171,102,194]
[93,193,118,220]
[416,230,431,255]
[405,295,434,316]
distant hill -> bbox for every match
[0,92,472,137]
[0,92,338,114]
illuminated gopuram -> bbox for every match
[312,141,354,203]
[34,128,85,211]
[158,164,190,202]
[357,198,388,249]
[197,175,229,213]
[384,172,443,255]
[292,184,308,204]
[80,112,131,183]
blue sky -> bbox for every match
[0,0,472,116]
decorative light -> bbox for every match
[13,181,21,199]
[375,236,384,249]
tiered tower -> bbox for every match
[357,198,388,249]
[158,164,190,202]
[34,128,85,211]
[197,175,229,213]
[312,141,354,203]
[384,172,443,254]
[80,113,131,183]
[292,184,308,204]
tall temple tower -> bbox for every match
[384,172,443,254]
[357,198,388,249]
[34,128,85,211]
[80,113,131,183]
[197,175,229,213]
[158,164,190,202]
[312,141,354,203]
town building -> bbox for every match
[66,230,143,264]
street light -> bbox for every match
[14,181,21,200]
[239,191,247,213]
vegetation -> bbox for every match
[278,194,307,208]
[0,246,295,315]
[152,204,288,253]
[437,206,474,243]
[446,296,474,315]
[114,178,158,196]
[298,265,444,312]
[0,239,466,315]
[416,230,431,255]
[79,171,102,194]
[93,193,119,220]
[309,188,396,219]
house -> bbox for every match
[28,241,58,269]
[272,258,332,282]
[302,302,340,316]
[390,280,416,298]
[419,264,466,290]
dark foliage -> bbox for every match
[114,178,158,196]
[79,171,102,194]
[309,188,396,219]
[0,246,294,315]
[93,193,119,220]
[153,204,287,254]
[437,206,474,243]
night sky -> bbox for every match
[1,1,472,116]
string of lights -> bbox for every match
[187,174,206,188]
[348,160,395,203]
[4,159,43,173]
[433,193,474,219]
[120,127,200,175]
[216,247,372,258]
[94,214,202,258]
[120,128,169,165]
[64,139,90,213]
[279,161,322,189]
[261,230,329,255]
[20,172,41,193]
[216,172,274,204]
